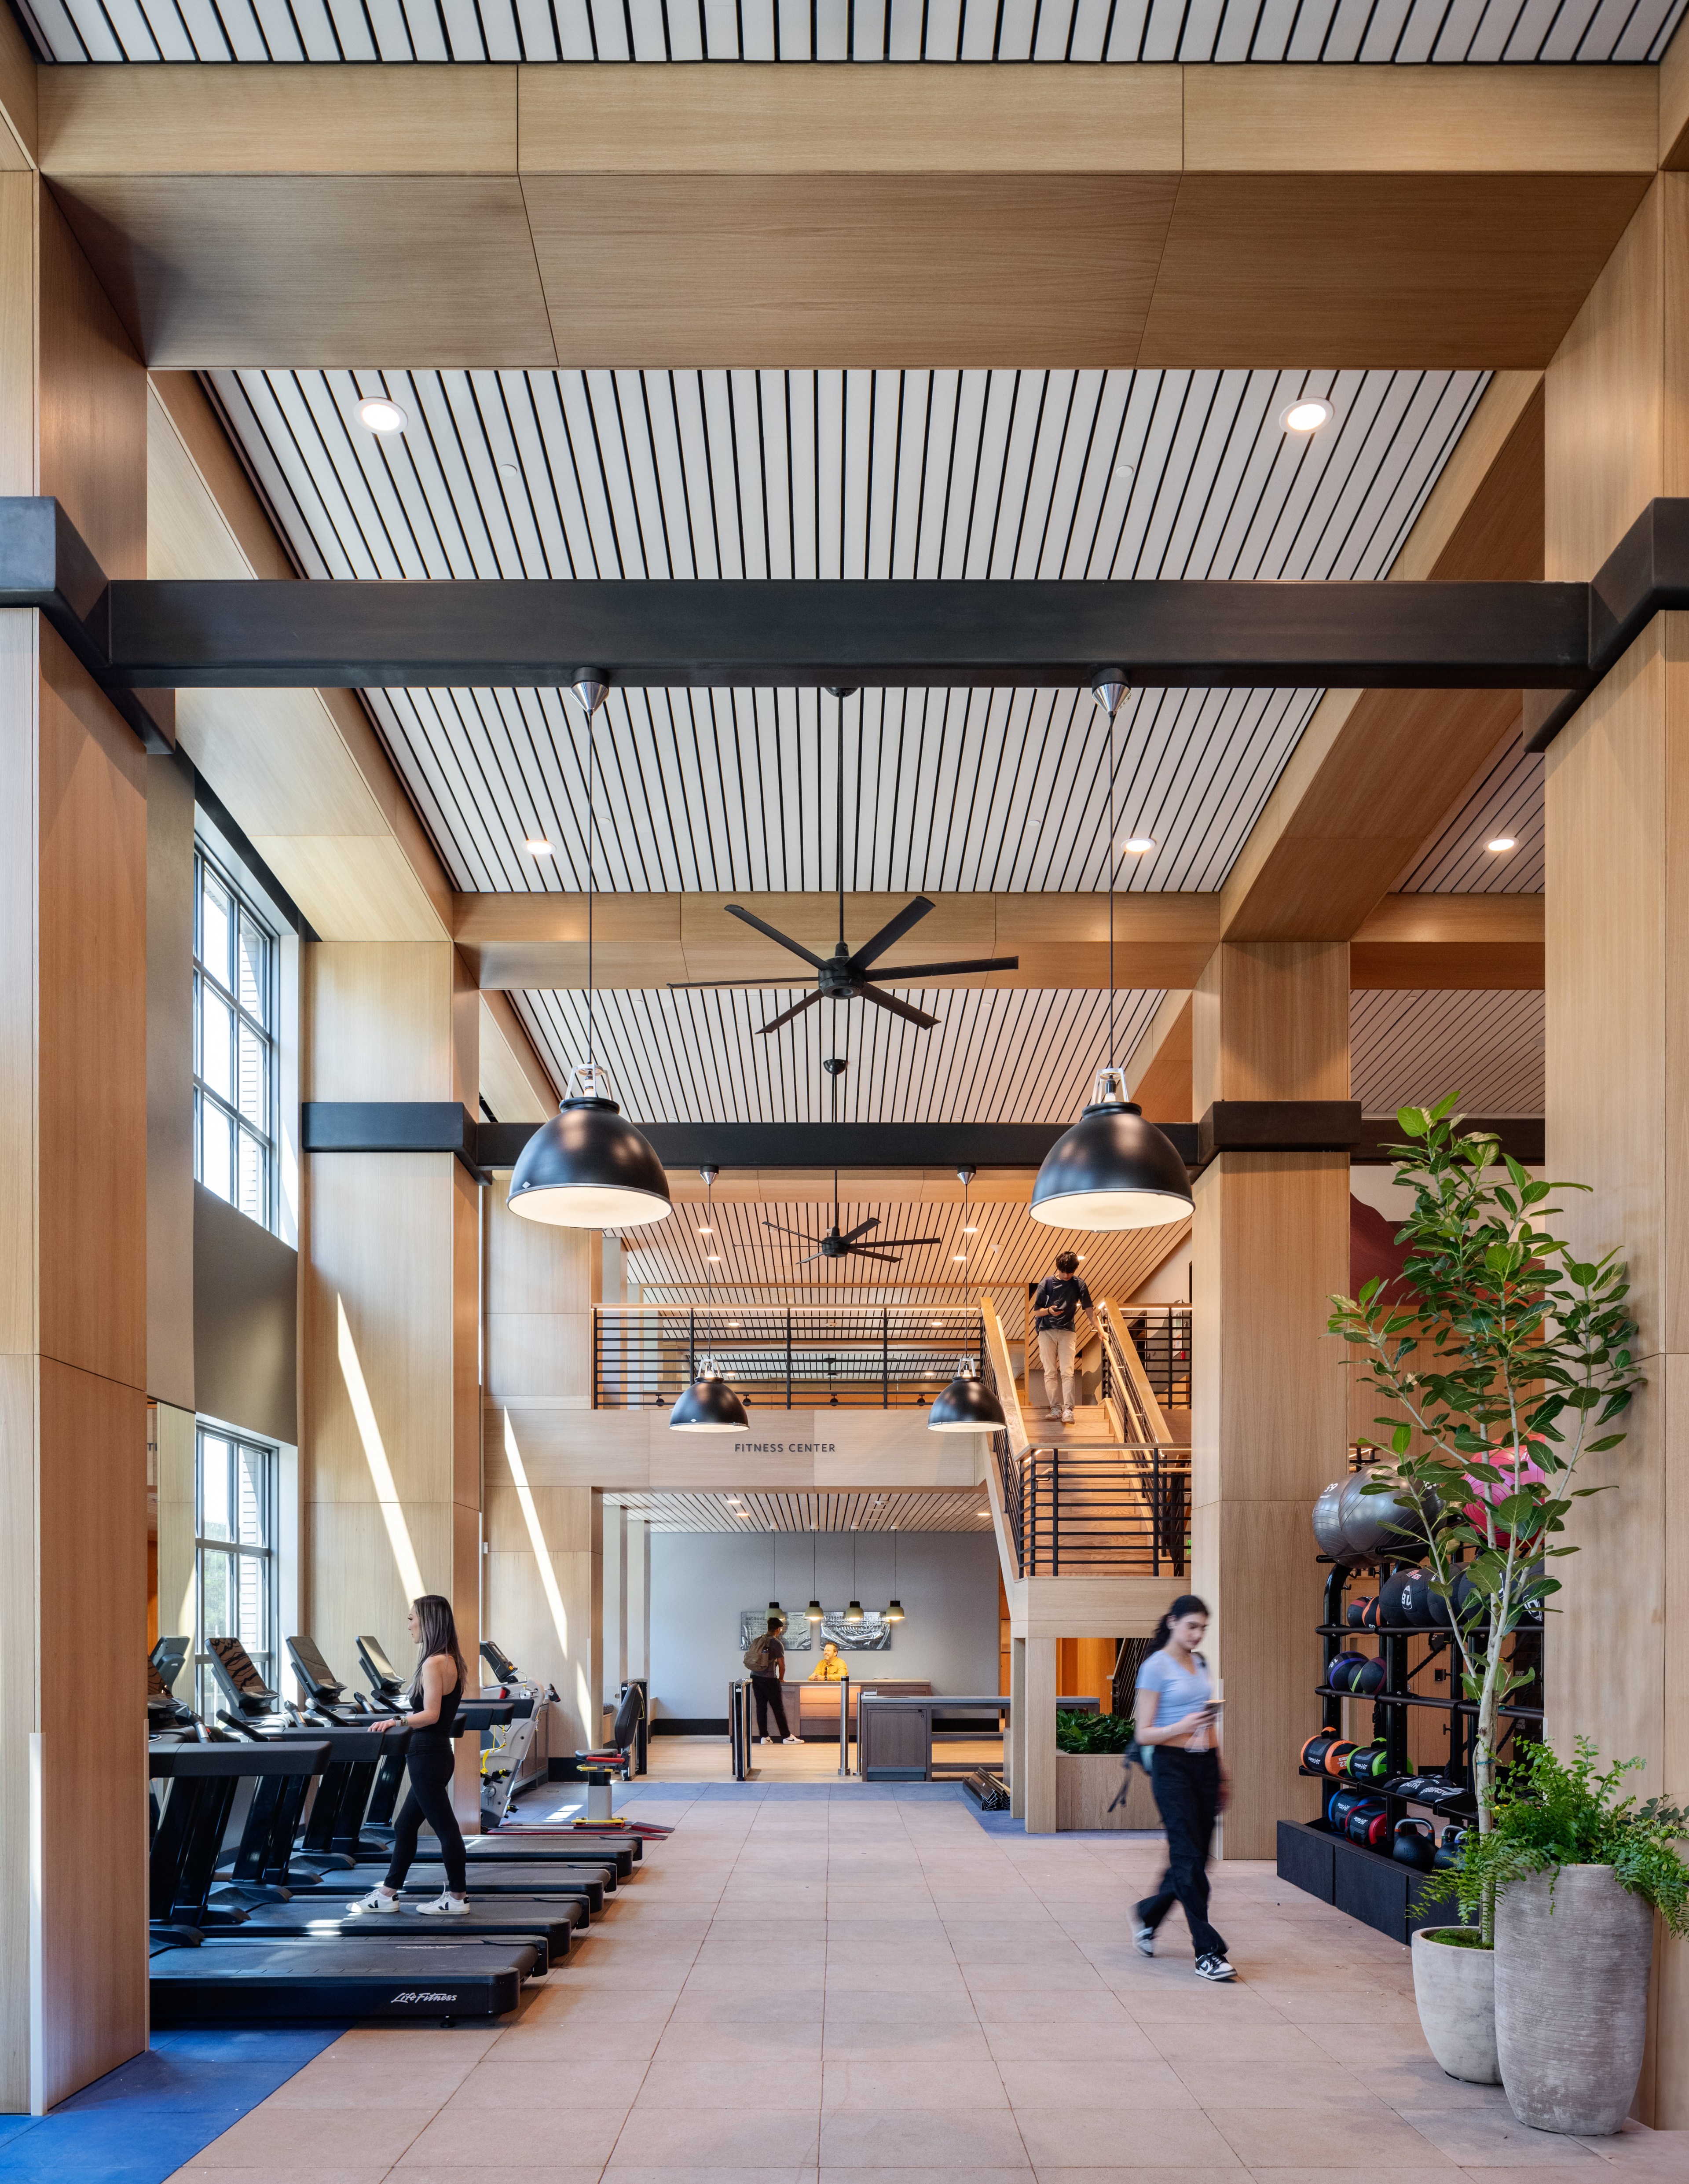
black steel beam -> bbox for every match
[1524,497,1689,752]
[302,1101,488,1182]
[102,573,1592,693]
[1197,1101,1364,1163]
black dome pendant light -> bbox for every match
[669,1165,749,1433]
[1031,672,1194,1233]
[509,676,673,1230]
[929,1167,1007,1431]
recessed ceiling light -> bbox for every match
[697,1225,712,1235]
[962,1224,978,1233]
[976,1508,989,1516]
[1113,463,1136,483]
[523,836,553,856]
[1486,837,1517,853]
[952,1252,967,1263]
[498,460,520,479]
[707,1253,723,1263]
[358,396,407,434]
[1122,837,1157,855]
[1281,397,1333,435]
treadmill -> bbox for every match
[355,1631,639,1875]
[147,1739,537,2025]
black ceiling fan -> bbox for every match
[667,689,1016,1034]
[763,1058,945,1265]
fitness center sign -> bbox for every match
[730,1441,838,1454]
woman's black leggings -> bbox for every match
[385,1746,467,1895]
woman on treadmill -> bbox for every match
[355,1594,471,1916]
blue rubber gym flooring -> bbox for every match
[0,2024,344,2182]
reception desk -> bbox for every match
[794,1677,931,1739]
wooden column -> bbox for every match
[1191,941,1351,1861]
[482,1186,604,1753]
[1008,1636,1026,1818]
[1022,1635,1059,1834]
[301,941,482,1823]
[627,1513,650,1685]
[1542,173,1689,2125]
[0,176,150,2111]
[602,1498,626,1712]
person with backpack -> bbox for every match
[743,1615,797,1744]
[1030,1250,1093,1424]
[1130,1593,1235,1982]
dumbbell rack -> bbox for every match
[1275,1556,1544,1946]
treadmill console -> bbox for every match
[355,1633,407,1703]
[480,1637,521,1684]
[286,1635,347,1707]
[147,1637,197,1733]
[206,1637,280,1720]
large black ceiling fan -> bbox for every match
[668,689,1016,1034]
[763,1058,945,1265]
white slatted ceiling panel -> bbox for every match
[612,1193,1189,1311]
[1397,736,1544,893]
[512,985,1161,1123]
[209,365,1486,898]
[21,0,1685,63]
[1350,989,1544,1116]
[605,1490,992,1533]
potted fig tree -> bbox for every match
[1327,1097,1641,2085]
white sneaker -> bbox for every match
[415,1892,471,1917]
[1047,1409,1061,1421]
[1062,1409,1074,1424]
[352,1887,399,1914]
[1194,1952,1236,1982]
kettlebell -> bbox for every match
[1393,1817,1436,1871]
[1350,1656,1387,1696]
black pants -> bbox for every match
[1136,1747,1226,1959]
[385,1745,467,1895]
[751,1675,790,1740]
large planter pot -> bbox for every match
[1495,1865,1654,2135]
[1054,1751,1157,1829]
[1411,1929,1499,2085]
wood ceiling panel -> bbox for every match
[51,178,558,370]
[1350,988,1545,1116]
[1137,172,1654,371]
[606,1489,993,1533]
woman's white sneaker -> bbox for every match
[416,1891,471,1917]
[1193,1952,1236,1982]
[352,1887,399,1913]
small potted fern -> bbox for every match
[1428,1739,1689,2135]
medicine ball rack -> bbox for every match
[1276,1556,1544,1947]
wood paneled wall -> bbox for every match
[301,942,481,1821]
[1543,174,1689,2122]
[0,174,150,2115]
[1192,942,1352,1863]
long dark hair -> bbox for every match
[410,1594,469,1705]
[1151,1593,1209,1652]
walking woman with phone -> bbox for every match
[1131,1593,1235,1982]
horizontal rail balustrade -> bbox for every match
[996,1444,1191,1580]
[593,1303,987,1412]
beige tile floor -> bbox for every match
[165,1789,1688,2184]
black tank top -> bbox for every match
[408,1658,462,1752]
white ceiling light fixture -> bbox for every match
[357,395,407,435]
[523,837,553,857]
[1122,837,1157,855]
[1281,396,1334,435]
[1486,837,1517,853]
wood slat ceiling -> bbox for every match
[611,1193,1189,1310]
[1398,737,1543,895]
[209,363,1486,899]
[22,0,1683,63]
[1350,988,1544,1117]
[605,1490,992,1533]
[513,985,1163,1124]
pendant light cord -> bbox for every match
[586,703,597,1075]
[1108,694,1116,1074]
[836,692,845,951]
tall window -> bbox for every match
[194,843,278,1231]
[195,1427,276,1724]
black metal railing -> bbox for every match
[997,1444,1190,1579]
[593,1304,988,1411]
[1099,1303,1191,1415]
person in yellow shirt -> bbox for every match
[809,1640,848,1683]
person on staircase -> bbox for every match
[1031,1250,1093,1425]
[1131,1593,1235,1982]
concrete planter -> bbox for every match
[1495,1865,1654,2136]
[1411,1929,1498,2085]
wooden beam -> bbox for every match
[146,371,456,942]
[454,888,1539,994]
[1221,371,1546,945]
[32,64,1660,370]
[0,5,35,172]
[1662,15,1689,172]
[1125,991,1194,1121]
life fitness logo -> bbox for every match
[390,1990,458,2004]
